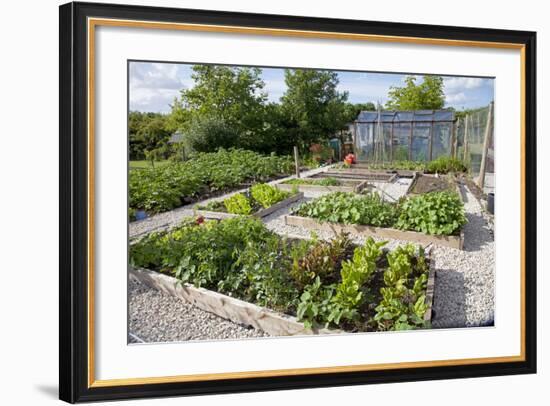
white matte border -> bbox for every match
[93,22,522,380]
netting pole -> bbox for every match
[478,102,494,190]
[463,115,470,164]
[453,118,459,159]
[390,119,394,162]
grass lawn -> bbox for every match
[129,160,172,169]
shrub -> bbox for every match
[396,191,467,235]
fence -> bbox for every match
[352,104,494,192]
[456,103,494,192]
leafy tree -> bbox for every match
[280,69,349,151]
[165,97,192,133]
[178,65,267,135]
[386,76,445,110]
[129,112,171,160]
[184,116,240,153]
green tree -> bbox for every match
[184,116,240,153]
[178,65,267,135]
[386,76,445,110]
[281,69,349,151]
[343,102,376,122]
[129,112,171,160]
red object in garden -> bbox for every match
[196,215,205,225]
[344,153,356,165]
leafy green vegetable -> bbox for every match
[250,183,291,208]
[396,191,466,235]
[330,238,387,324]
[289,233,351,288]
[129,148,293,215]
[130,218,433,333]
[283,177,341,186]
[223,193,253,215]
[373,244,430,331]
[425,156,467,174]
[294,190,466,236]
[294,192,397,227]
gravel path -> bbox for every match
[430,184,495,328]
[129,279,269,343]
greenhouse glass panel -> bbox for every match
[431,122,453,159]
[392,124,411,161]
[355,122,374,161]
[411,123,430,161]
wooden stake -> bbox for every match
[478,102,494,190]
[293,146,300,178]
[452,119,459,158]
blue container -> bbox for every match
[135,210,148,221]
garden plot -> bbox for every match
[129,149,295,220]
[129,166,330,238]
[129,217,435,337]
[407,173,456,195]
[195,183,303,220]
[275,177,368,194]
[128,184,493,342]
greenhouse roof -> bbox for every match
[356,109,455,123]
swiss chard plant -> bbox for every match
[373,244,430,331]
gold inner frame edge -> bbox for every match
[86,17,527,388]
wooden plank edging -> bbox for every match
[129,267,340,337]
[284,215,463,250]
[275,183,362,194]
[424,258,436,322]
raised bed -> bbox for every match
[130,253,435,336]
[130,267,341,336]
[275,179,368,194]
[284,214,464,250]
[196,192,303,220]
[322,170,398,183]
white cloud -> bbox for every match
[444,77,486,90]
[445,92,467,104]
[129,62,195,112]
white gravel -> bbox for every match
[430,184,495,328]
[129,279,269,343]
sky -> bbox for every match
[129,61,494,114]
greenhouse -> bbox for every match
[353,109,456,162]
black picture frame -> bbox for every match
[59,1,537,403]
